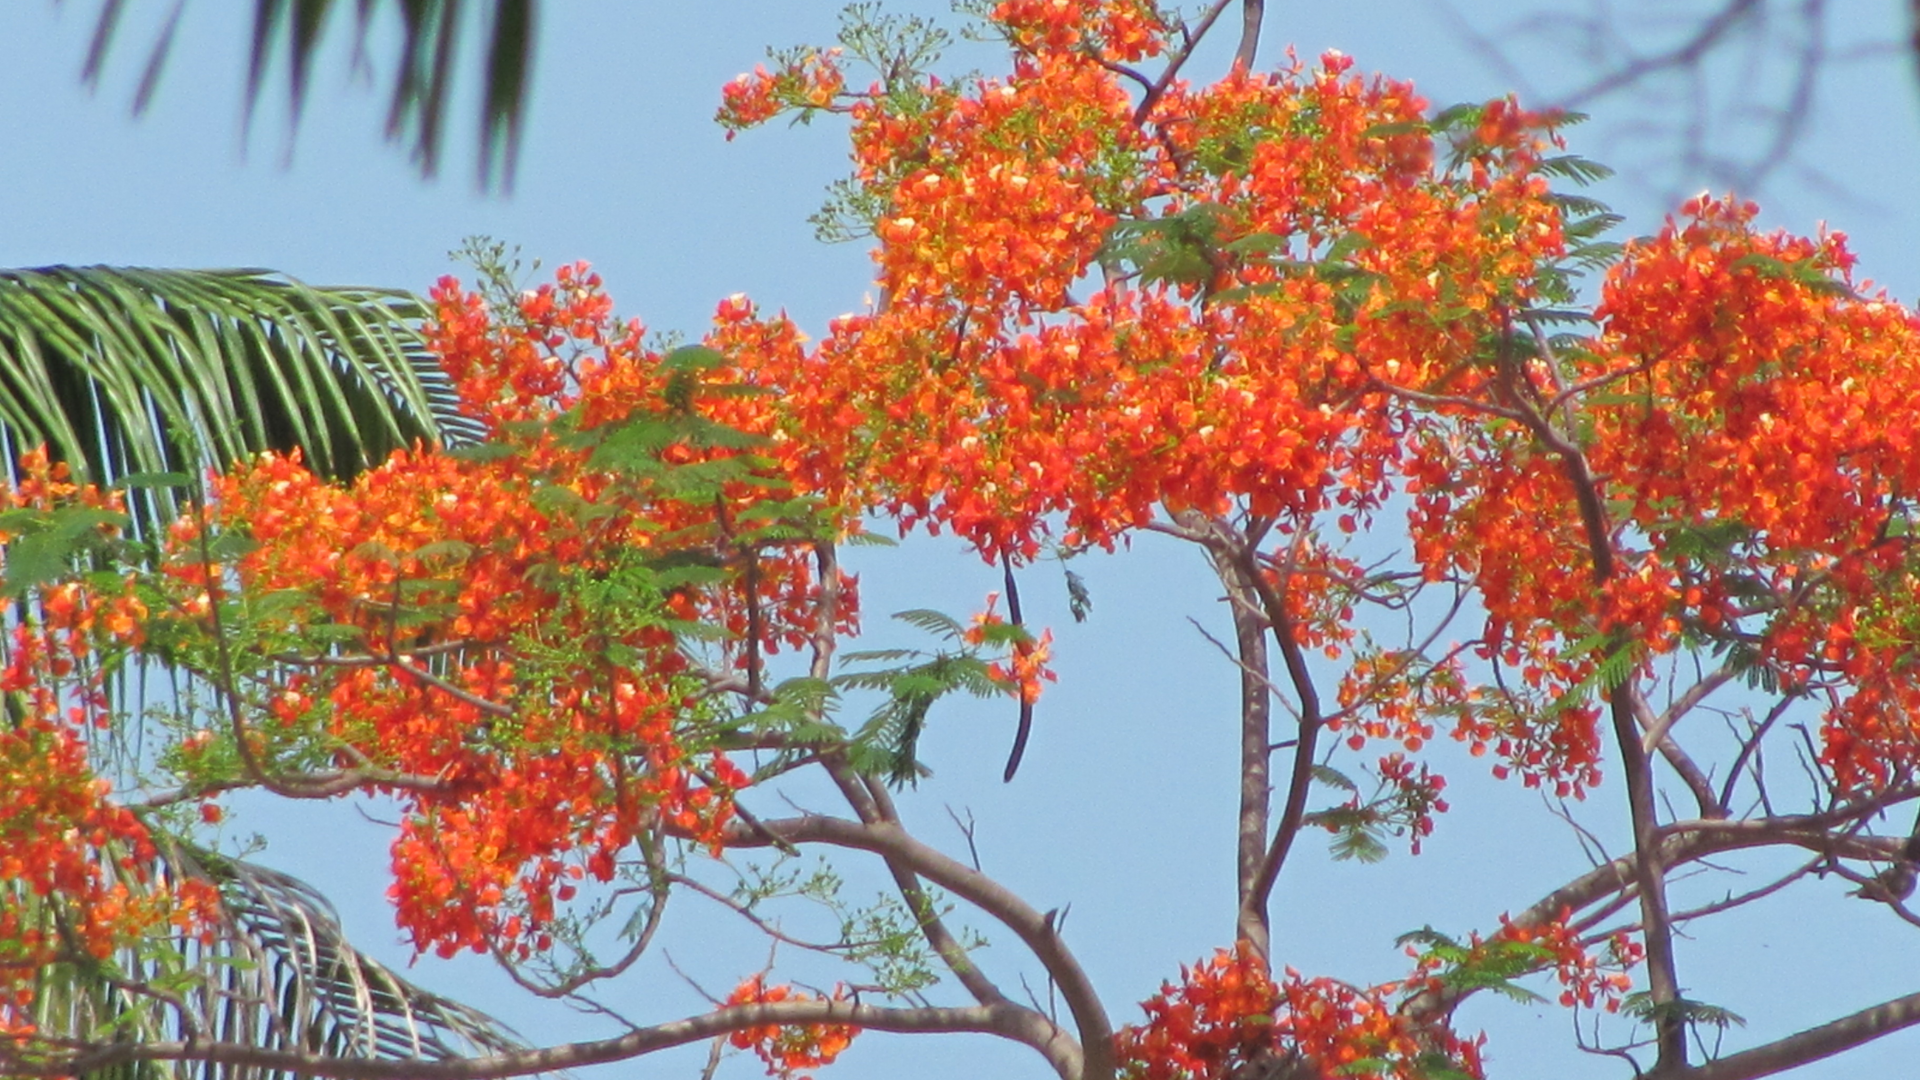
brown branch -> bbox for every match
[1234,0,1265,70]
[4,1000,1068,1080]
[856,776,1016,1011]
[1132,0,1235,126]
[388,655,515,718]
[1560,0,1766,109]
[1675,987,1920,1080]
[808,752,1020,1023]
[1492,307,1689,1064]
[1610,687,1688,1069]
[498,832,672,999]
[1373,379,1536,425]
[1636,668,1734,820]
[1187,515,1326,937]
[1198,518,1277,958]
[1588,851,1826,946]
[1518,802,1917,929]
[715,811,1110,1078]
[810,542,842,682]
[1407,800,1914,1026]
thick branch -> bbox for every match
[1519,804,1915,929]
[1613,685,1688,1069]
[1406,804,1911,1025]
[6,1001,1061,1080]
[1496,312,1688,1065]
[1202,524,1276,958]
[1237,538,1325,934]
[1675,988,1920,1080]
[1234,0,1264,70]
[720,812,1111,1079]
[857,774,1016,1011]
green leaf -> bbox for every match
[1428,102,1483,132]
[1311,764,1359,791]
[529,484,592,518]
[840,647,922,664]
[0,267,474,519]
[412,539,477,564]
[4,532,71,596]
[97,0,543,189]
[1329,825,1389,863]
[114,470,193,490]
[661,344,727,372]
[350,539,401,566]
[892,608,966,640]
[1537,154,1615,185]
[1360,119,1427,138]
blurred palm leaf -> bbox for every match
[0,265,480,524]
[71,0,537,189]
[23,842,530,1080]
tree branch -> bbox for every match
[1610,685,1688,1069]
[1675,987,1920,1080]
[1199,515,1277,958]
[1132,0,1234,126]
[1235,0,1265,70]
[5,1001,1064,1080]
[1637,669,1733,819]
[716,812,1111,1078]
[856,773,1018,1011]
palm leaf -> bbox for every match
[73,0,538,189]
[22,842,530,1080]
[0,266,480,519]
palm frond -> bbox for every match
[0,266,481,512]
[73,0,538,190]
[23,842,530,1080]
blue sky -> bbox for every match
[5,3,1920,1078]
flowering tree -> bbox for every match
[7,2,1920,1078]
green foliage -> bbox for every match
[735,677,848,752]
[1303,761,1441,863]
[1099,203,1228,290]
[733,856,982,996]
[1728,251,1856,298]
[1316,809,1390,863]
[82,0,536,189]
[838,2,951,87]
[1621,992,1747,1031]
[1527,141,1625,310]
[1543,631,1643,719]
[835,608,1027,786]
[1395,927,1553,1005]
[0,267,472,514]
[0,504,131,597]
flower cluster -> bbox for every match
[0,449,217,1036]
[1117,945,1483,1080]
[965,593,1058,704]
[717,48,847,137]
[725,976,860,1079]
[150,265,857,962]
[1403,914,1642,1014]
